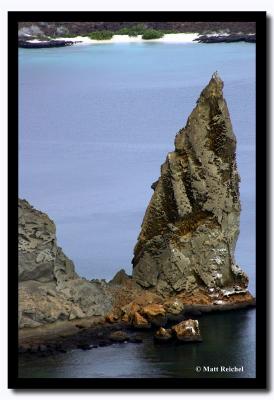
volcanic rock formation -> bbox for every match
[19,199,113,328]
[132,73,248,295]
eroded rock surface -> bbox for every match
[19,199,112,328]
[132,73,249,295]
[154,327,173,342]
[19,199,77,283]
[171,319,202,342]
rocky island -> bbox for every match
[18,73,255,354]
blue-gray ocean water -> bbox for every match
[19,42,256,379]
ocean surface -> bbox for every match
[19,41,256,379]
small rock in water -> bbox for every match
[109,331,129,342]
[154,327,173,342]
[171,319,202,342]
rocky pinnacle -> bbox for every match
[132,73,249,295]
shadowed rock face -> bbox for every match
[132,73,248,295]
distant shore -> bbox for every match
[19,32,256,48]
[58,33,200,44]
[19,33,199,48]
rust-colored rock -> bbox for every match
[109,331,129,342]
[121,302,140,323]
[132,311,151,329]
[105,312,120,324]
[131,291,164,307]
[142,304,166,320]
[154,327,173,342]
[171,319,202,342]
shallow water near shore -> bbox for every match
[19,309,255,378]
[19,41,256,378]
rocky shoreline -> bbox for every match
[194,34,256,43]
[19,297,255,355]
[18,39,74,48]
[18,73,255,355]
[18,33,256,48]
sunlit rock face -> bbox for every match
[132,73,248,295]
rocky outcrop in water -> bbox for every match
[194,34,256,43]
[18,40,74,48]
[132,73,248,296]
[154,319,202,343]
[171,319,202,342]
[19,199,112,328]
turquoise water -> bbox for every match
[18,42,256,379]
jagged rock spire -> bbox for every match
[132,74,248,295]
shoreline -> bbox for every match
[19,32,256,48]
[23,33,200,46]
[54,33,200,44]
[19,296,256,352]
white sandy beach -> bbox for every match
[28,33,200,45]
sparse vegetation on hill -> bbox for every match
[142,29,164,40]
[116,24,147,36]
[83,25,166,41]
[18,21,256,39]
[88,31,114,40]
[86,25,165,40]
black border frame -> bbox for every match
[8,11,267,390]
